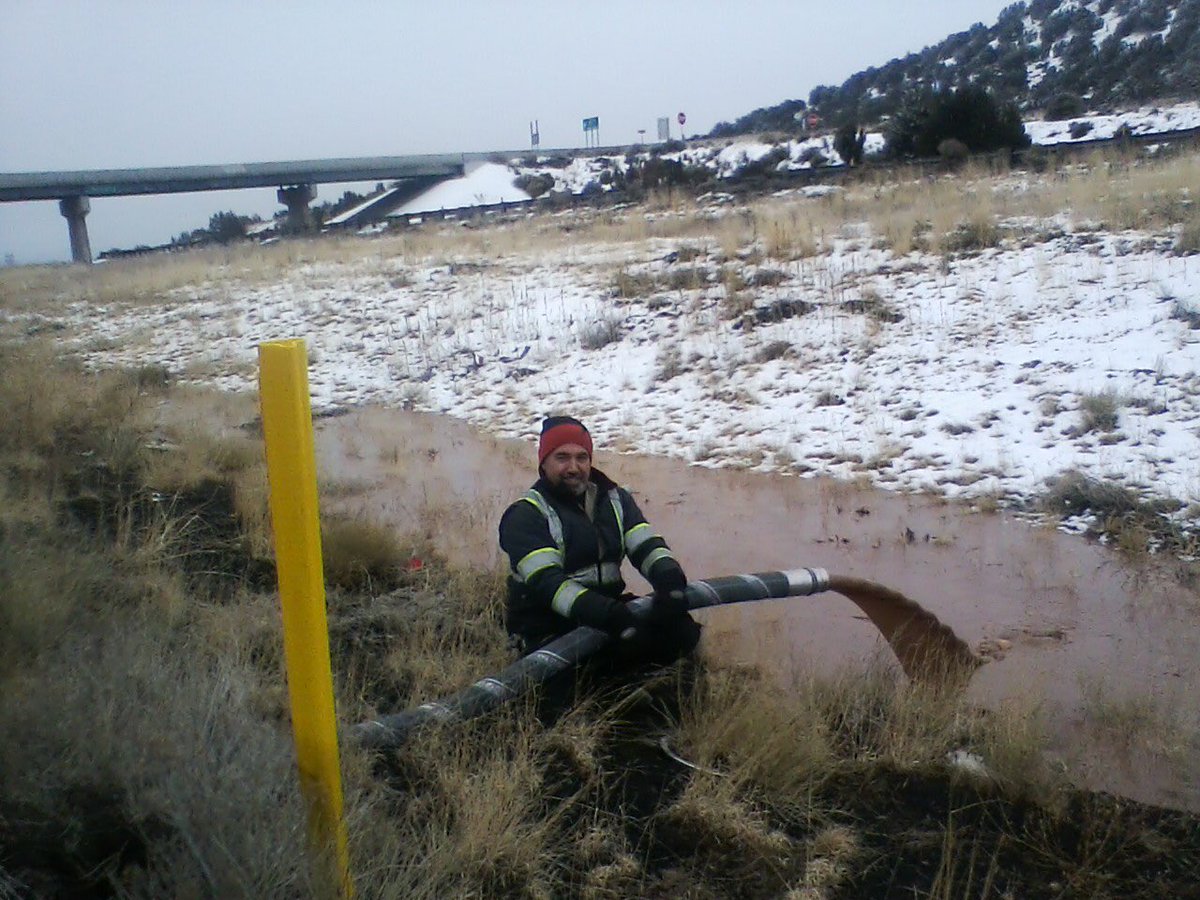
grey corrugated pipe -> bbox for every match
[350,567,980,751]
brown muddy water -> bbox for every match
[315,407,1200,812]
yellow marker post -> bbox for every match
[258,339,353,898]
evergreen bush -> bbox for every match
[514,174,555,199]
[1045,93,1084,120]
[885,86,1030,159]
[834,124,867,166]
[207,211,247,244]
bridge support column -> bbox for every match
[59,195,93,264]
[277,184,315,233]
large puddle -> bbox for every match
[315,407,1200,811]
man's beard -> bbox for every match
[559,475,588,496]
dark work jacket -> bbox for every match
[498,466,687,645]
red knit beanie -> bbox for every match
[538,416,593,465]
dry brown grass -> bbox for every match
[673,662,1056,807]
[340,711,572,900]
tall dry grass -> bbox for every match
[673,662,1055,807]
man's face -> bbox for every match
[542,443,591,495]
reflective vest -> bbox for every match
[513,487,676,619]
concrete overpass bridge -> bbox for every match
[0,154,465,263]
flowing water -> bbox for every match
[315,407,1200,811]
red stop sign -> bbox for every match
[677,112,686,126]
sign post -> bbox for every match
[582,116,600,149]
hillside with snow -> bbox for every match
[733,0,1200,137]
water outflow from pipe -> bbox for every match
[826,574,982,683]
[351,568,980,751]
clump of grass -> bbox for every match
[1077,389,1121,433]
[664,265,710,291]
[651,345,685,385]
[1175,215,1200,254]
[654,776,798,889]
[762,213,818,260]
[141,426,262,493]
[941,217,1001,254]
[320,515,410,591]
[841,289,903,323]
[579,313,623,350]
[753,339,793,363]
[1040,470,1190,555]
[1170,299,1200,328]
[674,664,1056,805]
[719,265,751,318]
[611,268,659,299]
[747,267,788,288]
[672,244,707,263]
[814,390,844,407]
[939,421,975,436]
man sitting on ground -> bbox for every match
[498,415,701,665]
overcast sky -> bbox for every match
[1,0,1013,264]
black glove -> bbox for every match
[651,587,689,621]
[602,598,639,640]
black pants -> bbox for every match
[523,612,702,724]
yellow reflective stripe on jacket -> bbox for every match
[608,493,624,554]
[638,546,676,578]
[624,521,659,554]
[551,580,589,617]
[520,490,564,551]
[520,487,625,596]
[516,547,562,582]
[522,487,625,557]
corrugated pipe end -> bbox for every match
[782,567,830,596]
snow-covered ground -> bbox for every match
[7,104,1200,546]
[22,195,1199,535]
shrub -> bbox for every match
[886,86,1030,159]
[841,293,903,322]
[633,157,705,189]
[1069,121,1095,139]
[514,173,555,199]
[937,138,970,163]
[1040,470,1188,553]
[735,147,789,179]
[207,211,247,244]
[834,124,866,166]
[1044,93,1084,121]
[1175,220,1200,256]
[747,268,787,288]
